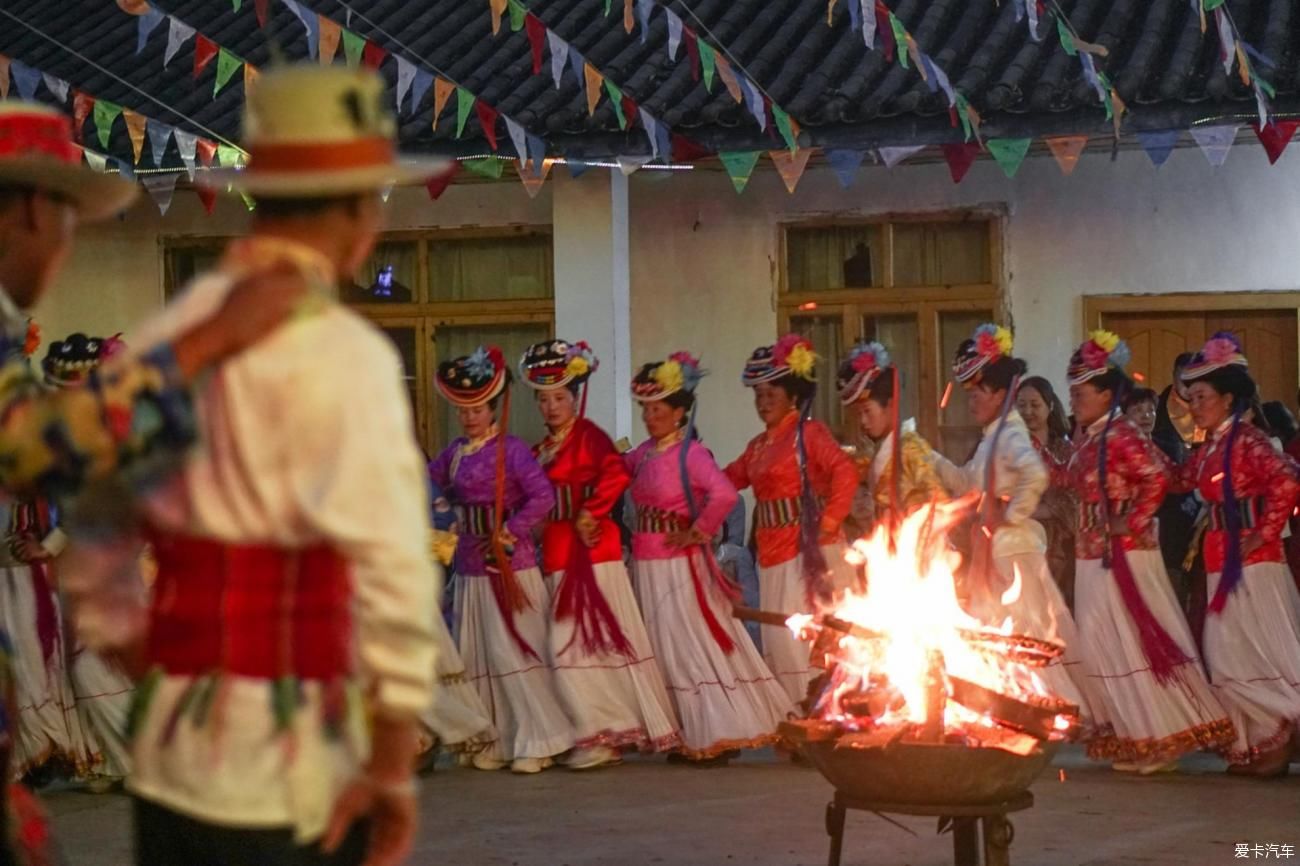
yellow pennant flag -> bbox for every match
[769,149,811,194]
[716,55,743,103]
[827,0,838,24]
[1045,135,1088,176]
[624,0,634,33]
[123,109,147,164]
[319,15,342,64]
[432,77,454,129]
[490,0,507,35]
[584,63,604,116]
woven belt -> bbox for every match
[1079,499,1132,533]
[755,496,801,529]
[465,505,512,536]
[635,506,689,533]
[1208,497,1260,531]
[551,484,595,522]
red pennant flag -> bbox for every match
[197,138,218,167]
[254,0,269,27]
[1252,120,1299,165]
[72,92,95,143]
[525,15,545,75]
[684,29,700,81]
[672,133,713,163]
[942,142,981,184]
[426,161,461,200]
[621,94,638,126]
[196,185,217,215]
[194,35,218,78]
[475,102,500,150]
[362,42,388,71]
[876,2,896,62]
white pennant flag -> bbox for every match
[639,107,661,161]
[164,18,196,67]
[740,76,766,131]
[173,130,198,180]
[146,118,172,167]
[636,0,654,42]
[666,11,683,60]
[84,151,108,173]
[142,173,179,215]
[877,145,924,168]
[547,31,569,88]
[617,155,652,176]
[41,73,69,103]
[860,0,876,49]
[504,116,528,160]
[395,56,417,113]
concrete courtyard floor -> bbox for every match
[45,747,1298,866]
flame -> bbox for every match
[785,612,815,640]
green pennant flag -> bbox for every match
[93,100,122,150]
[889,14,910,69]
[604,79,627,129]
[455,88,475,138]
[1203,0,1226,9]
[232,0,242,10]
[604,0,612,14]
[214,49,242,97]
[772,104,797,153]
[987,138,1032,178]
[1257,75,1276,98]
[217,144,243,167]
[508,0,527,31]
[342,29,366,68]
[1057,17,1077,56]
[464,157,504,180]
[698,40,716,92]
[719,151,760,193]
[240,191,257,211]
[955,93,974,142]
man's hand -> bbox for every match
[173,262,311,381]
[323,715,421,866]
[11,535,49,563]
[574,510,600,548]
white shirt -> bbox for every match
[103,241,439,839]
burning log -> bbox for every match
[947,676,1078,741]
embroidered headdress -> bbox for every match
[741,334,818,387]
[435,345,509,407]
[631,352,705,403]
[1067,330,1132,386]
[519,339,598,391]
[952,323,1013,384]
[836,341,891,406]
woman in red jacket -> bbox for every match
[725,335,859,708]
[521,340,681,771]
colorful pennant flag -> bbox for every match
[827,149,865,188]
[164,17,195,67]
[769,149,811,193]
[941,141,981,184]
[464,157,504,180]
[878,145,923,168]
[455,88,475,138]
[666,10,683,60]
[715,54,743,102]
[719,151,760,193]
[525,15,545,74]
[507,0,526,32]
[426,161,461,200]
[72,92,95,143]
[142,173,179,215]
[146,118,172,167]
[196,185,217,215]
[547,31,568,88]
[319,16,342,64]
[41,73,69,104]
[605,80,627,129]
[396,56,417,112]
[584,63,604,115]
[83,151,109,174]
[569,46,587,101]
[1137,129,1181,167]
[254,0,269,27]
[116,159,135,183]
[616,155,652,176]
[136,4,165,55]
[1253,120,1299,165]
[636,0,654,41]
[489,0,507,35]
[214,49,242,97]
[362,42,387,71]
[411,70,434,113]
[1045,135,1088,175]
[639,107,663,161]
[123,110,147,163]
[1189,124,1238,167]
[740,77,765,132]
[217,144,242,167]
[476,102,500,150]
[433,77,455,128]
[244,63,260,94]
[698,40,716,92]
[342,29,366,68]
[196,138,218,168]
[772,105,799,153]
[10,61,40,100]
[527,135,547,172]
[174,129,198,179]
[193,35,218,78]
[986,138,1031,178]
[93,100,123,150]
[282,0,320,58]
[505,116,528,159]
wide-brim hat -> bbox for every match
[202,65,449,198]
[632,352,705,403]
[1182,332,1250,382]
[520,339,598,391]
[435,345,509,408]
[0,103,139,221]
[837,341,891,405]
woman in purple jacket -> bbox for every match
[429,345,573,774]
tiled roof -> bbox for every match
[2,0,1297,169]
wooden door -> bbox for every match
[1215,311,1298,407]
[1101,313,1206,393]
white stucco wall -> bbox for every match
[34,144,1300,467]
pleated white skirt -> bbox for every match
[1076,551,1233,765]
[419,612,495,754]
[68,646,134,779]
[546,561,682,753]
[632,553,794,759]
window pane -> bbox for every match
[787,314,844,433]
[892,222,991,287]
[938,310,994,460]
[165,244,223,299]
[434,323,551,450]
[376,324,423,446]
[861,314,920,429]
[428,235,553,302]
[344,240,420,304]
[786,225,884,292]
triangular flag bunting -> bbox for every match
[411,70,433,113]
[196,185,217,215]
[719,151,760,193]
[517,159,553,197]
[136,4,165,55]
[164,18,195,67]
[319,16,341,64]
[489,0,507,35]
[11,61,40,100]
[636,0,653,41]
[116,159,135,183]
[769,149,811,193]
[476,102,500,150]
[505,117,528,159]
[174,130,198,179]
[941,141,981,183]
[616,155,652,176]
[196,138,218,168]
[525,15,545,74]
[878,145,923,168]
[570,47,587,101]
[1190,123,1238,167]
[282,0,320,58]
[507,0,526,32]
[426,162,461,200]
[584,64,604,115]
[193,35,218,78]
[1045,135,1088,175]
[605,80,627,129]
[123,110,147,163]
[342,29,366,68]
[362,42,387,71]
[547,31,568,88]
[0,56,9,100]
[986,138,1031,178]
[527,135,547,173]
[464,157,504,180]
[1253,120,1299,165]
[772,105,798,153]
[214,49,242,97]
[217,144,243,167]
[827,149,865,188]
[254,0,269,27]
[568,160,592,179]
[639,108,662,160]
[624,0,634,33]
[740,77,766,131]
[142,173,179,215]
[396,56,417,112]
[93,101,123,150]
[146,118,172,167]
[684,29,700,80]
[698,40,716,92]
[666,10,683,60]
[84,151,108,173]
[715,55,743,102]
[455,88,475,138]
[232,0,242,10]
[72,92,95,143]
[432,78,454,129]
[41,74,69,103]
[1137,129,1181,167]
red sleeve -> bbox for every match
[807,421,857,526]
[1243,429,1300,547]
[1167,447,1202,494]
[1110,425,1169,537]
[578,424,630,520]
[723,446,751,493]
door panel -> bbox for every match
[1215,311,1298,408]
[1101,313,1206,394]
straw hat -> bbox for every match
[204,64,448,198]
[0,102,138,221]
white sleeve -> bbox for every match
[1002,430,1048,526]
[287,322,439,718]
[930,450,976,496]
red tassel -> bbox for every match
[1108,538,1190,683]
[554,539,636,659]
